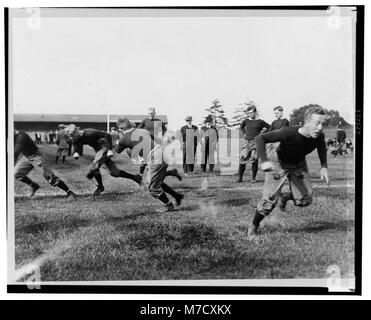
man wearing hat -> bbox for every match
[180,116,199,175]
[55,124,71,164]
[200,116,218,173]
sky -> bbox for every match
[10,8,356,130]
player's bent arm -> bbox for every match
[255,134,269,163]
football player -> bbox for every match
[247,106,330,238]
[137,107,167,177]
[14,129,76,198]
[237,106,270,183]
[116,118,183,212]
[66,124,142,196]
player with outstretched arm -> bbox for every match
[247,106,330,238]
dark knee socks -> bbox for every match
[238,164,246,179]
[162,183,180,199]
[119,170,137,181]
[20,176,37,187]
[252,161,258,180]
[56,180,70,193]
[252,210,265,227]
[94,172,104,187]
[158,193,170,204]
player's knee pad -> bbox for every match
[149,187,162,199]
[294,196,312,207]
[49,175,60,187]
[15,172,25,180]
[256,198,276,216]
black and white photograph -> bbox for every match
[6,6,362,294]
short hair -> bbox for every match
[273,106,283,112]
[303,106,328,123]
[65,124,77,134]
[246,105,257,113]
[117,117,133,130]
[98,138,109,148]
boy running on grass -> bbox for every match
[14,129,76,198]
[116,118,183,213]
[247,106,330,238]
[66,124,142,196]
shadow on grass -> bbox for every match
[216,197,251,207]
[17,217,91,235]
[288,220,354,234]
[123,221,225,251]
[177,205,200,212]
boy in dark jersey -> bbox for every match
[66,124,142,196]
[116,118,183,213]
[14,130,76,198]
[247,106,330,238]
[266,106,290,160]
[237,106,270,183]
[268,106,290,131]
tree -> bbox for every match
[204,99,230,128]
[230,107,247,128]
[230,98,259,128]
[289,104,351,127]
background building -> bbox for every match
[13,113,168,132]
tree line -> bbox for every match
[202,99,351,129]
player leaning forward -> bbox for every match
[247,106,330,237]
[116,118,184,212]
[66,124,142,196]
[14,129,76,198]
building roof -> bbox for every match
[14,113,168,123]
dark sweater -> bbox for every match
[14,131,39,159]
[240,119,270,140]
[268,118,290,131]
[72,129,113,155]
[116,128,162,158]
[138,118,167,137]
[255,126,327,167]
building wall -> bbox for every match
[14,121,145,132]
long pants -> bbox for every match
[147,145,180,201]
[15,152,60,186]
[201,142,216,172]
[88,150,138,186]
[183,143,197,173]
[238,140,259,179]
[256,161,313,216]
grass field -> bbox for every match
[12,128,355,281]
